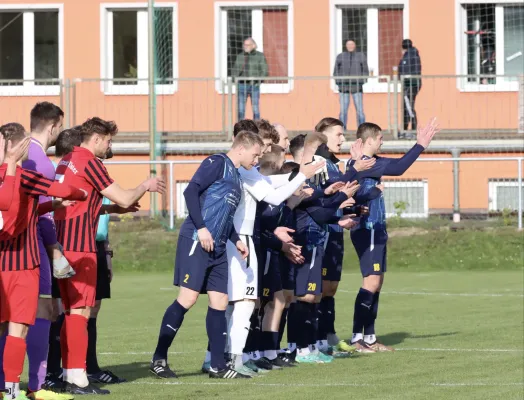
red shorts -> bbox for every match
[58,251,97,310]
[0,268,40,325]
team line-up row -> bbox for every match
[0,103,438,398]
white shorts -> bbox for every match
[227,235,258,302]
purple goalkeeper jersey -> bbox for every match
[22,138,58,246]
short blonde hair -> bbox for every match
[232,130,264,149]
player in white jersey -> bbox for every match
[222,120,325,376]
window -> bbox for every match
[215,1,294,94]
[0,4,62,96]
[488,179,524,211]
[457,1,524,92]
[383,180,429,218]
[332,1,409,93]
[176,182,189,218]
[100,3,178,95]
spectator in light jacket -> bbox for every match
[333,40,369,130]
[231,37,268,122]
[398,39,422,134]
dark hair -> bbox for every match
[315,117,344,133]
[55,126,82,157]
[289,134,306,159]
[280,161,299,175]
[255,119,280,144]
[356,122,382,142]
[0,122,26,151]
[234,119,259,137]
[80,117,118,143]
[30,102,64,132]
[402,39,413,50]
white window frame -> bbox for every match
[330,0,410,94]
[100,2,178,96]
[0,3,63,97]
[214,1,294,94]
[455,0,522,92]
[488,179,521,210]
[176,182,189,218]
[383,179,429,218]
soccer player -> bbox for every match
[349,119,439,353]
[45,126,83,391]
[16,102,80,400]
[312,117,375,355]
[273,123,290,151]
[54,117,166,394]
[0,122,87,400]
[149,131,261,379]
[225,122,324,376]
[0,135,31,208]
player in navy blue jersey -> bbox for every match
[285,153,360,364]
[150,131,264,380]
[348,119,439,353]
[312,117,376,355]
[251,148,306,369]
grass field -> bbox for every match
[30,221,524,399]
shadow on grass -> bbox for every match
[377,331,459,346]
[96,361,206,384]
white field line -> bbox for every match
[99,348,523,356]
[127,381,524,388]
[159,287,524,298]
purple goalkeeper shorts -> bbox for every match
[37,227,52,298]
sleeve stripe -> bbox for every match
[21,172,52,189]
[84,168,104,192]
[90,159,113,186]
[20,182,47,195]
[85,159,113,191]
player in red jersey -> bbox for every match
[0,123,87,400]
[54,117,166,395]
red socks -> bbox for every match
[3,335,26,382]
[63,314,88,369]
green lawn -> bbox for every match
[28,221,523,399]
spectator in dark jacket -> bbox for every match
[232,37,268,121]
[333,40,369,130]
[398,39,422,134]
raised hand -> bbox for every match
[354,157,376,172]
[417,117,440,149]
[5,137,31,164]
[198,227,214,252]
[338,214,358,230]
[324,181,345,196]
[145,177,167,195]
[350,138,363,161]
[274,226,295,243]
[339,197,356,209]
[339,181,360,199]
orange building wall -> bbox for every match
[0,0,520,132]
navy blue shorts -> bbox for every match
[350,228,388,277]
[260,249,283,301]
[295,245,324,297]
[279,254,295,291]
[322,232,344,282]
[174,236,228,294]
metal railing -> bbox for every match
[1,75,522,139]
[104,157,524,231]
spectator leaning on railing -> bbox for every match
[232,37,269,122]
[398,39,422,137]
[333,39,369,131]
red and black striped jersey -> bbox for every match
[0,165,86,271]
[54,146,114,253]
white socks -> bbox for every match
[364,334,376,344]
[228,300,255,356]
[204,351,211,363]
[317,339,329,352]
[64,368,89,387]
[4,382,20,399]
[297,347,310,356]
[264,350,278,360]
[351,333,363,343]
